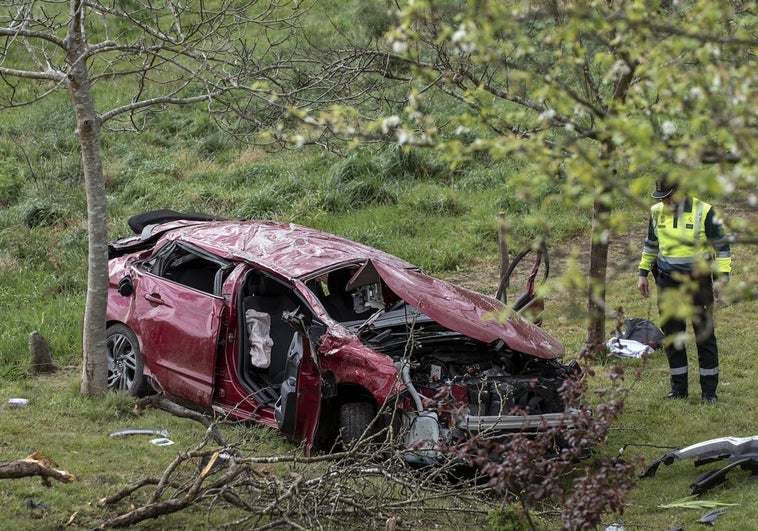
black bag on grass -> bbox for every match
[622,318,665,349]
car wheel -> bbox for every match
[106,324,147,397]
[339,402,376,447]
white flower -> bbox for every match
[661,121,677,136]
[611,59,631,76]
[452,24,467,43]
[381,116,401,133]
[392,40,408,54]
[717,174,736,195]
[454,125,470,135]
[538,108,556,121]
[397,130,412,145]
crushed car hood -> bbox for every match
[366,260,565,359]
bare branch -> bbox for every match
[0,452,74,486]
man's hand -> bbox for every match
[637,276,650,298]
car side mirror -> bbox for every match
[118,276,134,297]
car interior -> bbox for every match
[150,242,231,296]
[307,267,376,323]
[237,266,376,407]
[238,272,302,405]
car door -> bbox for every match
[131,242,230,406]
[273,296,322,451]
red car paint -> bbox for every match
[106,215,575,455]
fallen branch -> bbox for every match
[135,394,227,446]
[0,451,74,486]
[98,430,495,529]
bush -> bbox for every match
[321,154,398,212]
[22,200,64,228]
[381,144,453,181]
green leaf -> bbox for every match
[658,495,739,510]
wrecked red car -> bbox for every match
[106,211,579,456]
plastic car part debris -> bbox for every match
[149,437,175,446]
[109,428,170,439]
[641,436,758,477]
[606,338,654,358]
[641,435,758,494]
[26,499,50,510]
[690,457,758,495]
[697,508,727,525]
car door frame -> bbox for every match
[130,240,232,406]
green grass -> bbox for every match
[1,99,755,527]
[3,208,756,529]
[0,374,497,529]
[1,121,754,526]
[0,375,274,529]
[542,224,758,530]
[0,2,755,525]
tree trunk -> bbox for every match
[586,194,610,353]
[66,0,109,395]
[585,57,635,355]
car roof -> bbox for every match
[161,220,417,279]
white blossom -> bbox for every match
[538,108,556,121]
[381,115,401,133]
[611,59,631,77]
[397,129,412,145]
[689,86,703,100]
[573,105,588,119]
[717,173,736,195]
[661,121,677,136]
[392,40,408,54]
[452,24,467,43]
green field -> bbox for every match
[1,0,756,528]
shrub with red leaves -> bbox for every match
[443,346,638,530]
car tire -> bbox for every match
[339,402,376,447]
[106,323,147,397]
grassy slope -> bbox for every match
[1,4,757,529]
[2,182,756,529]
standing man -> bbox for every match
[637,174,731,404]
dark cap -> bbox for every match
[652,173,678,199]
